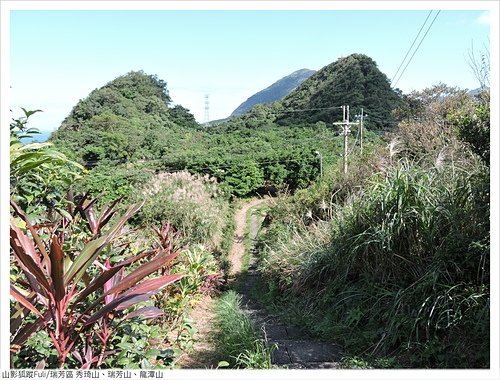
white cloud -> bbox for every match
[477,11,490,25]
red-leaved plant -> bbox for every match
[10,197,185,368]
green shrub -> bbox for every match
[259,158,489,368]
[134,171,229,251]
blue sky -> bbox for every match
[7,6,494,131]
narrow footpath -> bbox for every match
[231,198,344,369]
[181,197,343,369]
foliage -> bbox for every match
[134,171,229,251]
[10,197,185,368]
[448,92,490,164]
[50,70,196,165]
[10,109,84,223]
[393,83,473,126]
[103,319,175,369]
[259,158,489,368]
[77,163,154,206]
[212,291,275,369]
[50,66,385,197]
[160,244,221,324]
[277,54,402,129]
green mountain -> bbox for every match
[51,70,199,164]
[275,54,402,129]
[230,69,316,116]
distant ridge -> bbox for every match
[230,68,316,116]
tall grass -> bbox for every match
[212,291,275,368]
[259,157,489,367]
[134,171,229,251]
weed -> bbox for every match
[212,291,274,368]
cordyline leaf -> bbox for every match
[83,294,143,326]
[10,223,52,294]
[10,200,50,267]
[72,265,124,308]
[84,274,185,326]
[75,192,98,215]
[105,251,179,296]
[104,264,123,305]
[93,197,122,234]
[115,274,186,311]
[123,274,186,297]
[10,224,48,299]
[64,202,144,286]
[114,292,155,311]
[10,285,43,319]
[74,249,158,314]
[125,306,164,320]
[10,303,26,334]
[50,236,65,302]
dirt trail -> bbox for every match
[229,197,269,275]
[181,197,343,369]
[178,197,268,368]
[235,199,344,369]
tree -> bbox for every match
[278,54,402,129]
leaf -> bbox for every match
[124,306,164,320]
[10,316,46,350]
[83,294,144,326]
[64,202,143,286]
[72,249,156,310]
[114,292,155,311]
[105,251,179,296]
[10,223,51,294]
[122,274,186,297]
[10,285,44,318]
[84,274,185,326]
[21,107,43,118]
[49,236,65,302]
[10,200,51,268]
[217,361,230,368]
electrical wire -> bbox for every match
[84,156,323,171]
[391,10,434,85]
[393,10,441,88]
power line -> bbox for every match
[83,156,324,172]
[277,106,342,113]
[393,10,441,88]
[80,138,341,167]
[391,10,434,85]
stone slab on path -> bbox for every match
[272,340,343,364]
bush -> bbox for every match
[259,158,489,368]
[134,171,229,251]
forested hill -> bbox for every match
[49,54,401,197]
[50,70,200,163]
[274,54,402,129]
[230,68,316,116]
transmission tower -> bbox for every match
[204,94,210,125]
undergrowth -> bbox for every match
[259,156,489,368]
[212,291,275,369]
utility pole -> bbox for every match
[315,151,323,177]
[342,105,350,175]
[333,105,355,175]
[204,94,210,126]
[360,107,364,155]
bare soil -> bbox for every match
[229,197,269,275]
